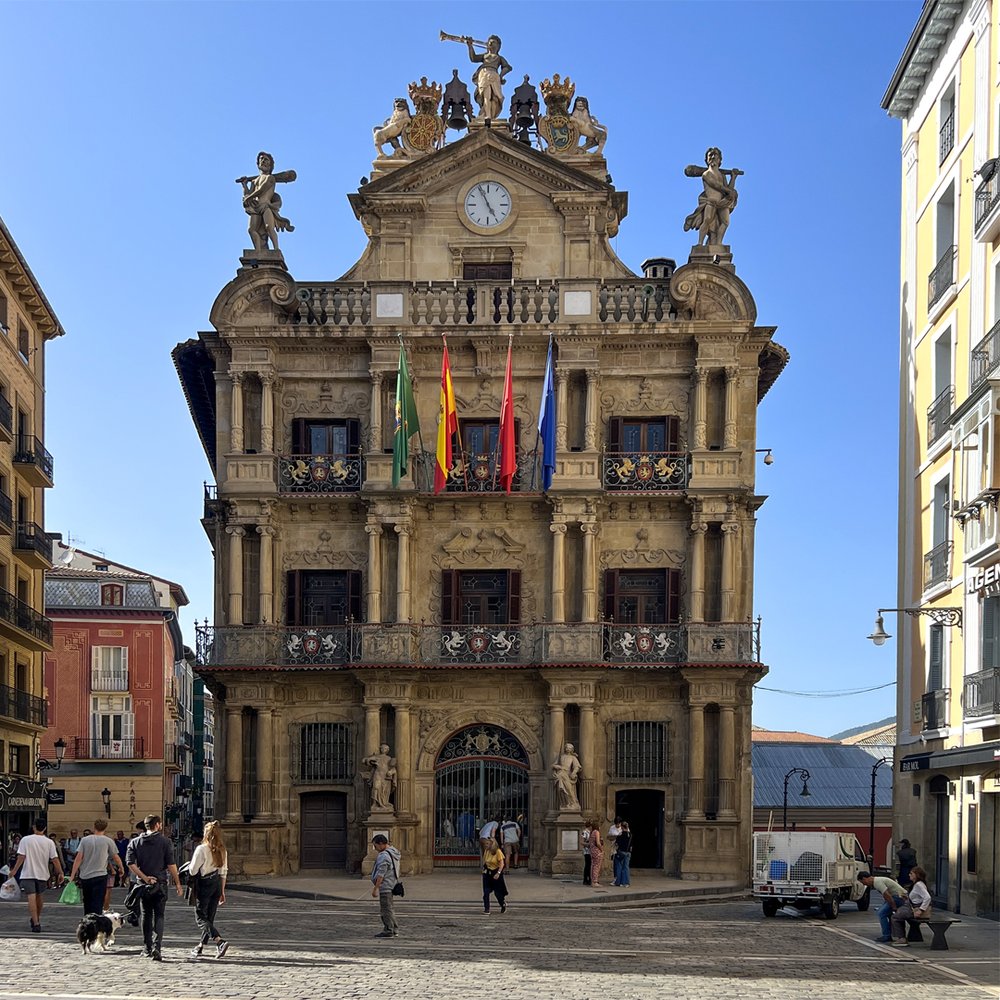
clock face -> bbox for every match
[464,181,512,228]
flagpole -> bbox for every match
[530,334,552,492]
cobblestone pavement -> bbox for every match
[0,891,996,1000]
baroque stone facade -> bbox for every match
[174,93,787,880]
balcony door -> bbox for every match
[604,569,680,624]
[285,570,363,626]
[442,570,520,625]
[608,416,679,454]
[91,694,134,758]
[291,418,360,457]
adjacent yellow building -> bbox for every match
[884,0,999,919]
[0,215,62,847]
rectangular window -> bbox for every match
[932,477,951,548]
[291,418,361,456]
[441,569,521,625]
[463,262,512,281]
[90,694,135,756]
[604,568,680,624]
[983,596,1000,669]
[928,624,944,691]
[940,82,956,164]
[100,584,123,606]
[0,293,7,333]
[285,570,363,626]
[613,721,668,780]
[608,416,679,454]
[967,804,978,873]
[91,646,128,691]
[9,743,29,775]
[17,322,29,361]
[298,723,353,782]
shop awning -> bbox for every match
[900,743,1000,773]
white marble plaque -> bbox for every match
[563,290,592,316]
[376,293,404,318]
[560,829,580,852]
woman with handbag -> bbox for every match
[481,838,508,913]
[187,822,229,960]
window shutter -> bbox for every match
[608,417,623,453]
[604,569,618,622]
[508,570,521,624]
[666,416,680,452]
[928,624,944,691]
[441,570,456,625]
[348,570,364,623]
[984,596,999,669]
[666,568,681,623]
[291,418,308,455]
[92,647,100,677]
[124,712,135,741]
[285,570,301,626]
[346,419,361,456]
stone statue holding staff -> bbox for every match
[237,151,297,252]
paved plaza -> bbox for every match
[0,880,997,1000]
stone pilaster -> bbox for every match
[692,367,708,450]
[256,706,274,817]
[721,520,739,621]
[369,370,385,452]
[686,702,705,819]
[584,368,599,450]
[718,705,736,818]
[225,525,245,625]
[224,705,242,821]
[689,516,708,622]
[395,523,411,621]
[366,520,383,623]
[229,370,244,453]
[580,522,599,622]
[257,525,276,624]
[723,365,739,449]
[579,702,595,814]
[260,372,276,453]
[555,369,569,449]
[550,522,567,622]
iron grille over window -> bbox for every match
[296,723,353,783]
[612,721,668,780]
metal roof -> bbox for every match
[752,743,893,809]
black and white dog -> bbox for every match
[76,911,124,953]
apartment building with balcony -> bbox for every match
[0,215,62,846]
[884,0,1000,919]
[174,89,787,878]
[41,545,193,837]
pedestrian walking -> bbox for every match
[588,821,605,886]
[370,834,401,938]
[481,838,508,913]
[613,821,632,886]
[499,816,521,870]
[114,831,129,886]
[69,819,125,916]
[126,814,183,961]
[9,818,65,933]
[581,823,591,885]
[188,821,229,960]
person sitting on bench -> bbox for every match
[891,866,932,947]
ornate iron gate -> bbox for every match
[434,725,529,866]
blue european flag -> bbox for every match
[538,339,556,491]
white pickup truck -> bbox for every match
[752,831,871,919]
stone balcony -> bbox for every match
[196,620,761,670]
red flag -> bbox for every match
[498,338,517,494]
[434,339,458,494]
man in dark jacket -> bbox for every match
[125,815,183,960]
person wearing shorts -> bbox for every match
[9,818,65,932]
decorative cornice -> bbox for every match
[0,214,65,339]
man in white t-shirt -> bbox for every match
[478,817,499,856]
[10,818,65,933]
[499,816,521,870]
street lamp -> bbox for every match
[782,767,811,831]
[869,756,891,866]
[35,736,67,774]
[101,787,111,817]
[867,607,962,645]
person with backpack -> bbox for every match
[370,834,401,938]
[125,815,183,961]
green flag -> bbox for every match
[392,343,420,487]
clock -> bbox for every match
[464,181,512,228]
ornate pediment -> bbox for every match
[439,526,525,563]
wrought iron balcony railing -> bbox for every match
[278,454,363,494]
[976,170,1000,232]
[13,434,54,483]
[0,682,46,726]
[971,318,1000,390]
[939,112,955,164]
[603,451,689,491]
[414,449,539,493]
[928,246,956,309]
[15,521,53,563]
[196,619,763,669]
[0,586,52,646]
[72,737,145,760]
[964,667,1000,718]
[923,540,952,590]
[922,689,950,731]
[0,490,11,532]
[926,386,953,446]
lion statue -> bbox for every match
[374,98,412,158]
[570,97,607,154]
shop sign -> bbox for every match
[45,789,66,805]
[900,756,930,773]
[0,776,47,812]
[967,561,1000,596]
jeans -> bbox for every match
[195,874,223,945]
[80,875,107,916]
[617,851,632,886]
[877,895,907,938]
[139,885,167,953]
[612,853,623,885]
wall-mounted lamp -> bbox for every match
[101,787,111,817]
[36,736,67,775]
[867,607,963,645]
[755,448,774,466]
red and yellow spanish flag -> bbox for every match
[434,338,459,494]
[498,337,517,494]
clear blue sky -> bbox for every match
[3,0,918,736]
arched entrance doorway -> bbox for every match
[434,724,529,867]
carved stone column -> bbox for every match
[689,517,708,623]
[395,523,411,622]
[224,705,242,821]
[226,526,245,625]
[260,372,276,453]
[229,370,244,453]
[364,704,380,756]
[579,703,596,814]
[369,370,385,452]
[545,704,566,810]
[723,365,739,449]
[550,523,567,623]
[718,705,736,817]
[257,525,275,624]
[691,368,708,450]
[721,521,740,621]
[686,702,705,819]
[256,706,274,817]
[395,704,412,815]
[555,369,569,449]
[581,522,599,622]
[584,368,599,451]
[366,521,383,624]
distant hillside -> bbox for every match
[829,716,895,741]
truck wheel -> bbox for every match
[762,900,779,918]
[856,888,871,911]
[822,897,839,919]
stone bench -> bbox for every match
[905,916,961,950]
